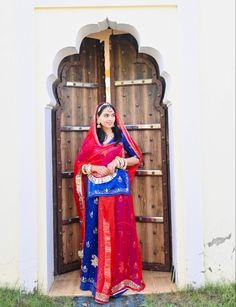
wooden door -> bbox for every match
[53,37,105,274]
[110,34,171,271]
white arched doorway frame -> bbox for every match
[45,17,204,292]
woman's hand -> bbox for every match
[91,165,110,176]
[107,160,118,174]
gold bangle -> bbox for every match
[86,164,92,174]
[82,164,87,174]
[123,159,127,170]
[115,156,122,168]
[82,164,92,174]
[114,158,121,168]
[115,156,127,170]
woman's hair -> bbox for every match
[96,103,122,145]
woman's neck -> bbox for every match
[102,127,113,134]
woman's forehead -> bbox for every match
[101,107,115,115]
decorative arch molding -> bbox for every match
[45,17,175,283]
[47,18,171,107]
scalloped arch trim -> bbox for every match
[47,18,171,106]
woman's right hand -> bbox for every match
[91,165,110,176]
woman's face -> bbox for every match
[97,107,116,130]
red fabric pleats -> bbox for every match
[95,194,145,304]
[95,196,115,302]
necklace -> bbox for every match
[104,131,114,141]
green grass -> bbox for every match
[0,288,75,307]
[0,282,235,307]
[142,282,236,307]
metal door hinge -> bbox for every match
[66,81,98,88]
[115,78,153,86]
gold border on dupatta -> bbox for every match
[111,279,143,294]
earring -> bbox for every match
[97,122,101,128]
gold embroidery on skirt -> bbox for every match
[95,291,109,302]
[111,279,142,294]
[95,280,143,302]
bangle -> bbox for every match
[115,156,122,168]
[86,164,92,174]
[114,157,121,168]
[82,164,92,174]
[115,156,127,170]
[82,164,87,174]
[122,159,127,170]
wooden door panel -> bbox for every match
[132,176,164,217]
[137,223,165,264]
[62,224,81,264]
[110,34,170,271]
[129,130,162,169]
[61,178,77,220]
[114,84,160,125]
[59,87,98,127]
[60,131,87,173]
[54,37,105,274]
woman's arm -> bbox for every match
[125,156,139,166]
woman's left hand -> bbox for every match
[107,160,118,174]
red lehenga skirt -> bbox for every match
[79,193,145,304]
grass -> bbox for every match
[142,282,236,307]
[0,282,235,307]
[0,288,75,307]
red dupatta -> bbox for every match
[73,105,142,239]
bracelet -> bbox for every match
[82,164,92,174]
[123,159,128,170]
[114,156,127,170]
[114,157,122,168]
[86,164,92,174]
[82,164,87,174]
[114,157,121,168]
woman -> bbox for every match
[73,102,145,304]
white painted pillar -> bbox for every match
[44,106,55,291]
[16,0,38,291]
[177,0,205,287]
[0,1,20,286]
[0,0,38,291]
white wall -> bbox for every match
[0,0,38,291]
[0,1,20,287]
[199,0,235,282]
[0,0,234,294]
